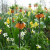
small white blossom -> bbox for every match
[34,19,38,22]
[48,16,50,18]
[7,37,10,41]
[36,44,41,48]
[43,25,46,28]
[20,31,25,37]
[9,17,12,20]
[7,25,10,28]
[31,29,35,34]
[12,42,15,45]
[10,38,14,42]
[24,30,27,33]
[20,31,26,40]
[3,33,8,37]
[4,22,7,25]
[40,22,44,24]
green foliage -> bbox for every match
[36,5,44,14]
[44,12,50,26]
[0,3,50,50]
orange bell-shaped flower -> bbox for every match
[11,9,14,13]
[35,14,45,19]
[16,7,18,10]
[15,23,26,29]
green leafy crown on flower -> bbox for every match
[15,4,18,7]
[29,3,31,5]
[10,6,15,9]
[19,7,23,9]
[36,5,44,14]
[34,3,38,5]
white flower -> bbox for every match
[9,17,12,20]
[40,22,44,24]
[43,25,46,28]
[20,31,25,37]
[7,25,10,28]
[4,22,7,25]
[10,38,14,42]
[48,16,50,18]
[7,37,10,41]
[3,33,8,37]
[24,22,26,25]
[24,30,27,33]
[34,19,38,22]
[36,44,41,48]
[31,29,35,34]
[20,31,26,40]
[12,42,15,45]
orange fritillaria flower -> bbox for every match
[35,14,45,19]
[19,9,22,12]
[11,10,14,13]
[34,4,38,7]
[15,23,26,29]
[16,7,18,10]
[44,7,47,10]
[29,4,31,8]
[29,5,31,7]
[34,5,38,7]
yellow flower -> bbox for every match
[30,21,33,25]
[6,18,10,24]
[0,29,2,34]
[9,9,11,12]
[34,22,39,27]
[30,22,39,28]
[31,10,33,13]
[22,11,24,15]
[7,11,11,15]
[15,13,18,16]
[28,11,31,16]
[7,9,11,15]
[31,24,35,28]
